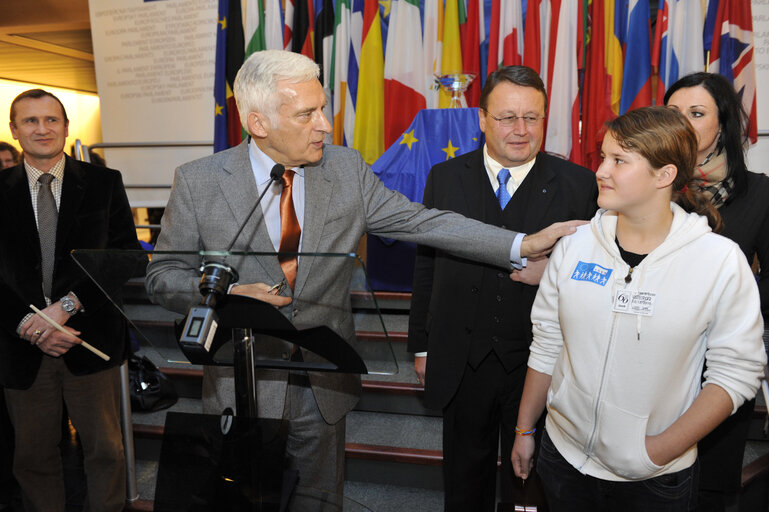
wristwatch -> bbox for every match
[60,295,79,317]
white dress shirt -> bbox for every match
[248,138,305,251]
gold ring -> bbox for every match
[33,329,42,336]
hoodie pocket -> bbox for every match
[546,373,593,449]
[591,401,663,480]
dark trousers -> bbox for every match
[4,357,125,512]
[442,352,527,512]
[537,430,698,512]
[0,388,14,506]
[695,397,754,511]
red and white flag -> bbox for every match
[384,0,427,148]
[543,0,580,161]
[487,0,524,74]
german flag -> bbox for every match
[291,0,314,59]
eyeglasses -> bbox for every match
[482,109,546,127]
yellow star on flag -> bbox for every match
[379,0,391,18]
[442,140,459,160]
[399,129,419,150]
[215,103,224,116]
[218,16,227,30]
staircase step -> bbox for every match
[152,362,433,415]
[344,481,442,512]
[132,408,442,462]
[349,290,412,311]
[124,461,443,511]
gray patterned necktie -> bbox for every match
[37,173,58,297]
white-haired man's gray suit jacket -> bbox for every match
[145,140,516,424]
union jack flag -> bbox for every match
[707,0,757,143]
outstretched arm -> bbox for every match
[520,220,588,260]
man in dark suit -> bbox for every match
[0,89,141,512]
[0,140,20,509]
[408,66,598,511]
[146,51,586,501]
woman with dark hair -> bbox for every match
[510,107,765,510]
[665,72,769,511]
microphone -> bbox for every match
[179,163,286,355]
[226,163,285,252]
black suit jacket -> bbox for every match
[408,149,597,409]
[0,156,142,389]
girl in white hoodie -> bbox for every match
[511,107,765,511]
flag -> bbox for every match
[284,0,294,49]
[439,0,464,108]
[353,0,385,164]
[618,0,652,114]
[314,0,335,85]
[523,0,544,73]
[606,0,623,117]
[379,0,392,52]
[244,0,266,57]
[343,0,364,147]
[581,0,616,169]
[460,0,483,107]
[652,0,705,104]
[422,0,443,109]
[244,0,283,57]
[703,0,719,54]
[244,0,284,55]
[314,0,335,134]
[544,0,581,162]
[331,0,352,145]
[487,0,523,74]
[291,0,314,58]
[479,0,491,88]
[708,0,757,143]
[384,0,426,148]
[374,107,484,200]
[214,0,245,152]
[264,0,283,49]
[368,108,484,291]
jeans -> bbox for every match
[537,430,698,511]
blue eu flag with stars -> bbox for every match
[367,108,484,291]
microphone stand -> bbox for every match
[179,164,286,417]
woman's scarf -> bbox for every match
[693,151,733,208]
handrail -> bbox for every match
[73,139,213,189]
[73,139,212,158]
[87,141,213,149]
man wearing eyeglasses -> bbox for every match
[408,65,597,511]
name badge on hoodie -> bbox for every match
[613,290,656,316]
[570,261,613,286]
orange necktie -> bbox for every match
[278,169,301,290]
